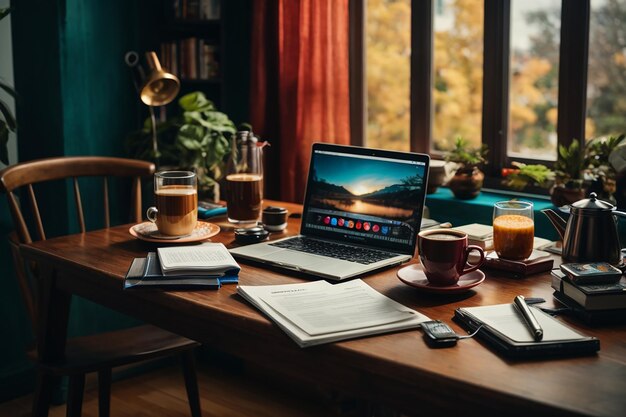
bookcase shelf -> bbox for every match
[158,0,223,106]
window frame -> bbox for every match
[352,0,592,192]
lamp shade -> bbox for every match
[140,52,180,106]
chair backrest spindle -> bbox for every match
[73,177,86,233]
[27,184,46,241]
[103,177,110,228]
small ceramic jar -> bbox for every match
[262,206,289,231]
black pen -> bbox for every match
[514,295,544,341]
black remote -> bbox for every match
[421,320,459,347]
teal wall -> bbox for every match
[2,0,251,401]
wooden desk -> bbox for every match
[21,201,626,417]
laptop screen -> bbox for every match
[300,144,430,254]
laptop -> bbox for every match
[229,143,430,281]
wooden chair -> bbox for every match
[0,156,202,417]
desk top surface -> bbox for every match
[21,200,626,417]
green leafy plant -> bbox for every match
[0,7,16,165]
[444,137,488,173]
[503,162,554,190]
[585,134,626,178]
[126,91,237,196]
[554,139,585,189]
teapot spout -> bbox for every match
[541,209,566,240]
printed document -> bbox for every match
[238,279,430,347]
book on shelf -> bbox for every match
[157,243,240,277]
[172,0,220,20]
[124,252,238,290]
[483,250,554,276]
[551,269,626,310]
[237,279,431,348]
[160,38,218,81]
[454,303,599,358]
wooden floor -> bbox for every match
[0,360,338,417]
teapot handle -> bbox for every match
[614,211,626,219]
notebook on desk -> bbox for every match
[229,143,430,281]
[454,303,600,358]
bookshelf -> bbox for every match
[158,0,223,106]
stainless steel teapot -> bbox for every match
[542,192,626,264]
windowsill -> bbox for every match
[425,187,560,240]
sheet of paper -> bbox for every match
[257,279,416,336]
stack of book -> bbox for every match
[551,269,626,324]
[125,243,240,290]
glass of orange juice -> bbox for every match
[493,201,534,260]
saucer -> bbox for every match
[397,264,485,294]
[129,221,220,243]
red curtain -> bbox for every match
[251,0,351,203]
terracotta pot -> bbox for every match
[550,185,586,207]
[448,167,484,199]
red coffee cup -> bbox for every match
[417,229,485,286]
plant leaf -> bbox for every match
[0,98,17,130]
[0,80,16,98]
[0,8,10,20]
[0,121,9,165]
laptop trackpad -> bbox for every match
[270,250,327,267]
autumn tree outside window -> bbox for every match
[357,0,625,190]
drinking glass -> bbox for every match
[146,171,198,236]
[225,131,264,223]
[493,201,534,260]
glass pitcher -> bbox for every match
[225,131,265,223]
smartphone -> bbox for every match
[560,262,623,285]
[198,201,227,219]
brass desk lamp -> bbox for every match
[125,51,180,165]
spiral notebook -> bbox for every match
[454,303,600,358]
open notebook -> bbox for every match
[454,303,599,358]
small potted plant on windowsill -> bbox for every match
[444,137,488,199]
[551,139,587,207]
[585,134,626,205]
[502,162,554,191]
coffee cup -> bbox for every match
[418,229,485,286]
[146,171,198,236]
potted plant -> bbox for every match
[126,91,237,201]
[551,139,587,206]
[585,134,626,205]
[444,137,488,199]
[502,162,554,191]
[0,8,16,166]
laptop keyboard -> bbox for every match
[269,237,397,265]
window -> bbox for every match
[508,0,560,161]
[432,0,484,152]
[586,0,626,139]
[357,0,618,187]
[365,0,411,152]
